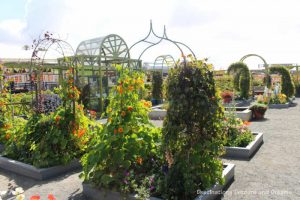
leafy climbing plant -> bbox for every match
[80,66,162,197]
[228,62,251,99]
[161,57,226,199]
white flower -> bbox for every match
[12,187,24,195]
[0,191,7,196]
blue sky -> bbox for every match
[0,0,27,20]
[1,0,300,69]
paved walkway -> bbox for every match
[1,99,300,199]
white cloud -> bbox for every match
[1,0,300,69]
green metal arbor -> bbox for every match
[74,34,140,112]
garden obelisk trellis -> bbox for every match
[128,21,197,69]
[30,32,75,114]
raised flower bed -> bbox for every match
[0,157,81,180]
[0,143,4,153]
[268,93,289,109]
[224,107,252,121]
[223,132,263,159]
[82,163,235,200]
[148,105,166,120]
[268,103,289,109]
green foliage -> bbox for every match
[214,75,234,92]
[161,59,226,199]
[2,67,101,168]
[4,105,100,168]
[269,66,295,97]
[228,62,251,99]
[295,82,300,97]
[152,71,163,100]
[80,67,163,197]
[223,113,253,147]
[269,93,287,104]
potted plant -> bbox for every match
[221,90,233,103]
[249,103,268,119]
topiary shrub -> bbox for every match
[228,62,251,99]
[161,59,226,199]
[269,66,295,97]
[151,71,163,105]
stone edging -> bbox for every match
[268,103,289,109]
[223,132,263,159]
[0,157,81,180]
[82,163,235,200]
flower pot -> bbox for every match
[253,110,264,119]
[223,97,232,103]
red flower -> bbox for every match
[127,106,133,111]
[48,194,56,200]
[30,196,40,200]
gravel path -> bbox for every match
[0,99,300,199]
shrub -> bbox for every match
[269,66,295,97]
[223,114,253,147]
[295,82,300,97]
[161,58,226,199]
[152,71,163,100]
[214,75,234,92]
[80,67,162,198]
[228,62,251,99]
[3,67,101,168]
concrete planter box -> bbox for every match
[0,144,4,153]
[83,163,235,200]
[225,107,252,121]
[0,157,81,180]
[149,105,166,120]
[223,132,263,159]
[269,103,289,109]
[234,99,253,107]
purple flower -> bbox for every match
[149,186,155,191]
[124,179,128,184]
[124,171,130,176]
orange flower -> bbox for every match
[243,121,251,126]
[118,127,123,133]
[121,111,126,117]
[136,157,143,165]
[127,106,133,111]
[143,101,152,108]
[55,116,61,123]
[114,129,117,134]
[48,194,56,200]
[128,85,134,91]
[30,196,40,200]
[78,128,86,138]
[5,134,10,140]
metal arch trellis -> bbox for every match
[30,32,75,113]
[153,55,176,75]
[127,20,197,68]
[240,54,268,71]
[74,34,134,113]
